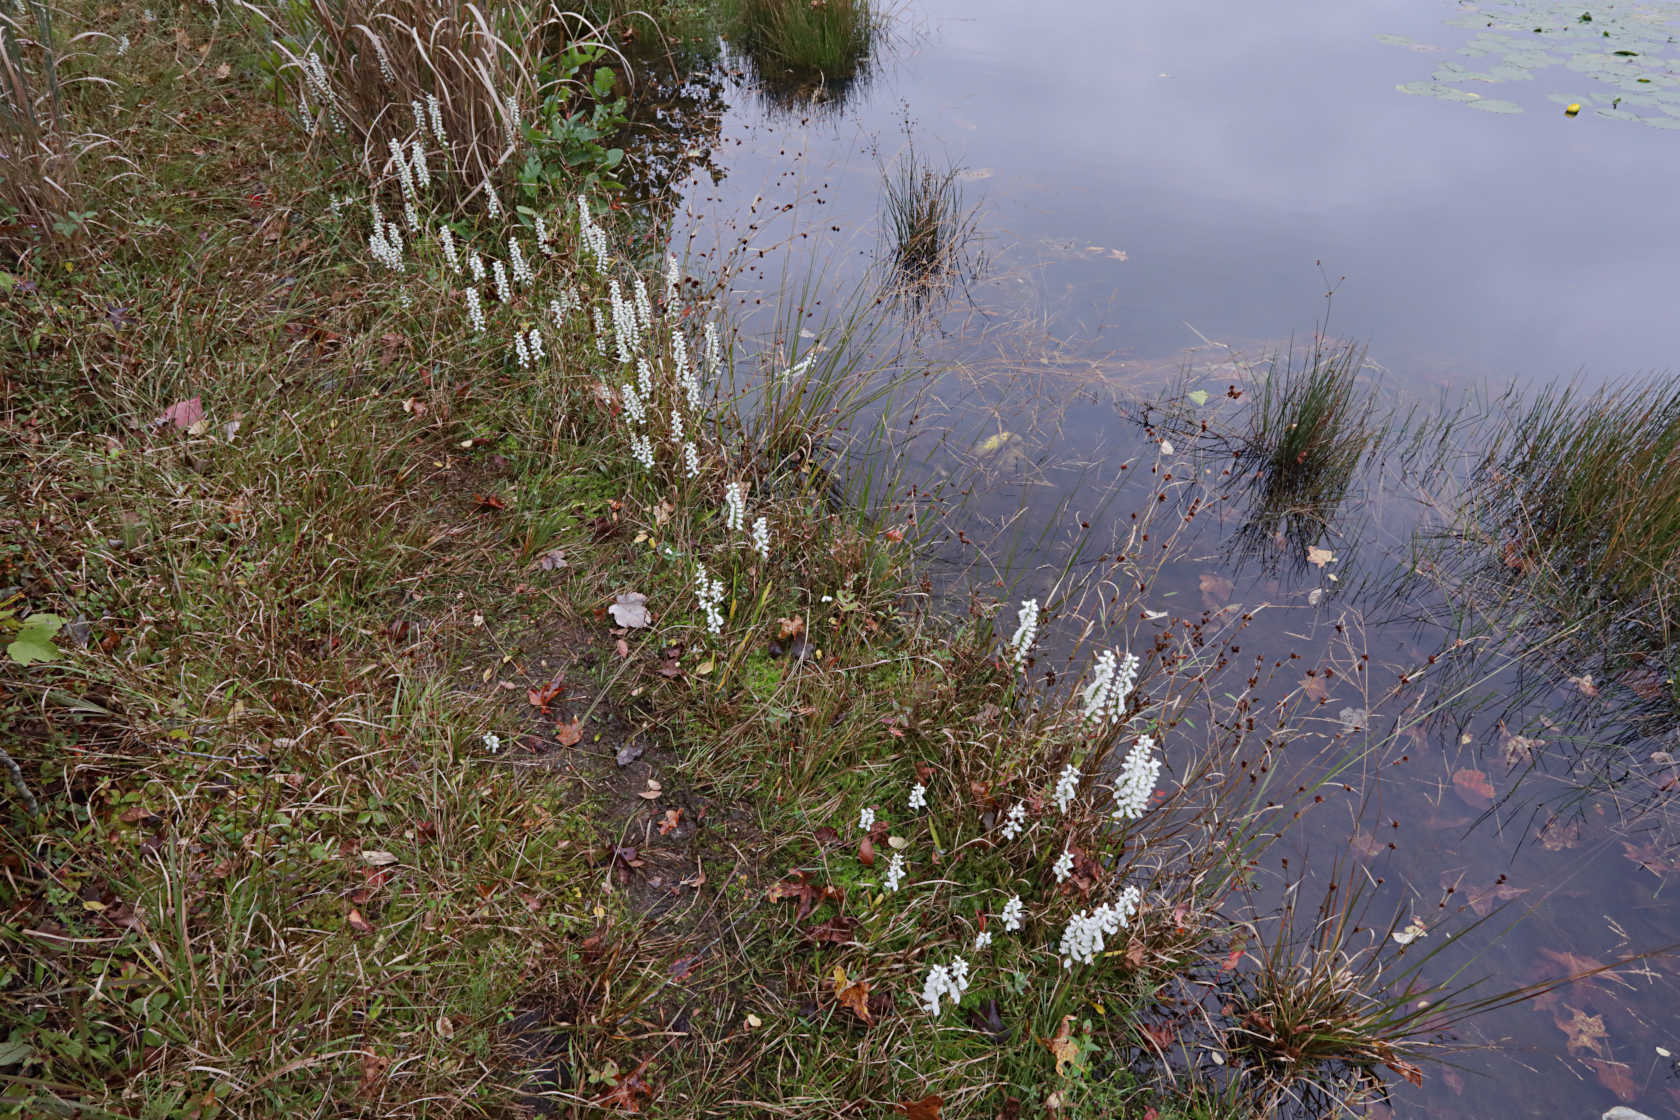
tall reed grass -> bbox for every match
[0,1,118,258]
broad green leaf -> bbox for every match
[7,613,64,666]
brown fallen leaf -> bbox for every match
[1299,673,1330,703]
[1306,546,1335,568]
[1566,673,1599,698]
[1199,572,1233,610]
[1451,768,1495,808]
[1498,721,1542,768]
[895,1094,942,1120]
[832,964,873,1024]
[554,719,583,747]
[858,835,875,868]
[527,672,566,711]
[346,907,374,934]
[1623,666,1667,700]
[804,915,859,944]
[657,808,682,836]
[777,615,806,641]
[1043,1015,1080,1076]
[1555,1005,1608,1057]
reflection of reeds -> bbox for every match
[1238,338,1378,542]
[722,0,876,94]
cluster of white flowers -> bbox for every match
[620,382,647,425]
[468,249,486,283]
[669,408,685,444]
[750,516,770,561]
[301,53,343,135]
[508,237,532,286]
[1008,598,1040,669]
[370,35,395,82]
[591,307,608,356]
[525,328,543,364]
[695,563,725,634]
[116,33,129,56]
[492,259,511,303]
[884,851,906,892]
[535,213,551,255]
[464,286,485,334]
[482,731,502,754]
[908,782,927,811]
[633,278,653,331]
[973,930,992,950]
[1052,847,1075,884]
[1110,735,1161,822]
[368,220,404,272]
[1000,894,1024,931]
[514,331,533,369]
[1057,886,1141,968]
[703,321,722,376]
[387,138,418,230]
[858,807,875,833]
[1082,648,1140,726]
[1053,763,1080,815]
[999,801,1027,841]
[409,139,429,189]
[504,93,521,145]
[919,957,970,1015]
[481,175,501,220]
[549,289,578,329]
[576,195,608,270]
[723,481,747,532]
[683,441,700,479]
[630,433,654,471]
[609,281,638,364]
[636,357,654,399]
[425,94,445,146]
[437,224,459,273]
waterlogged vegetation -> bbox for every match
[5,0,1680,1118]
[1385,0,1680,126]
[719,0,878,107]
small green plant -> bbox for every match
[518,50,628,200]
[878,140,979,307]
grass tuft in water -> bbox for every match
[877,140,979,309]
[722,0,877,93]
[1241,336,1379,541]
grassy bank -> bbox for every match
[2,3,1514,1118]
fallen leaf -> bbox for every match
[1199,572,1233,610]
[1306,546,1335,567]
[1384,1055,1424,1088]
[157,397,204,430]
[534,548,568,570]
[639,780,662,800]
[1451,768,1495,808]
[346,907,374,934]
[1566,673,1599,698]
[1539,815,1583,851]
[804,915,858,944]
[832,965,873,1024]
[527,672,566,711]
[554,719,583,747]
[609,592,651,628]
[1589,1059,1637,1102]
[895,1094,941,1120]
[1300,674,1330,703]
[1624,666,1667,700]
[360,850,399,867]
[473,493,507,511]
[1499,722,1542,768]
[777,615,805,641]
[1465,881,1527,917]
[657,808,682,836]
[858,835,875,867]
[615,742,644,767]
[1391,916,1428,946]
[1555,1005,1608,1056]
[214,61,230,79]
[1043,1015,1080,1076]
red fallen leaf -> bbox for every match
[554,719,583,747]
[597,1059,655,1112]
[473,492,507,511]
[884,528,905,542]
[527,672,566,711]
[1138,1021,1174,1049]
[895,1094,941,1120]
[812,826,841,846]
[157,396,204,430]
[858,836,876,867]
[914,760,934,783]
[346,907,374,934]
[1219,946,1243,971]
[657,808,682,836]
[1451,768,1495,808]
[867,818,891,846]
[1590,1059,1637,1102]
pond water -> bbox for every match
[655,0,1680,1115]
